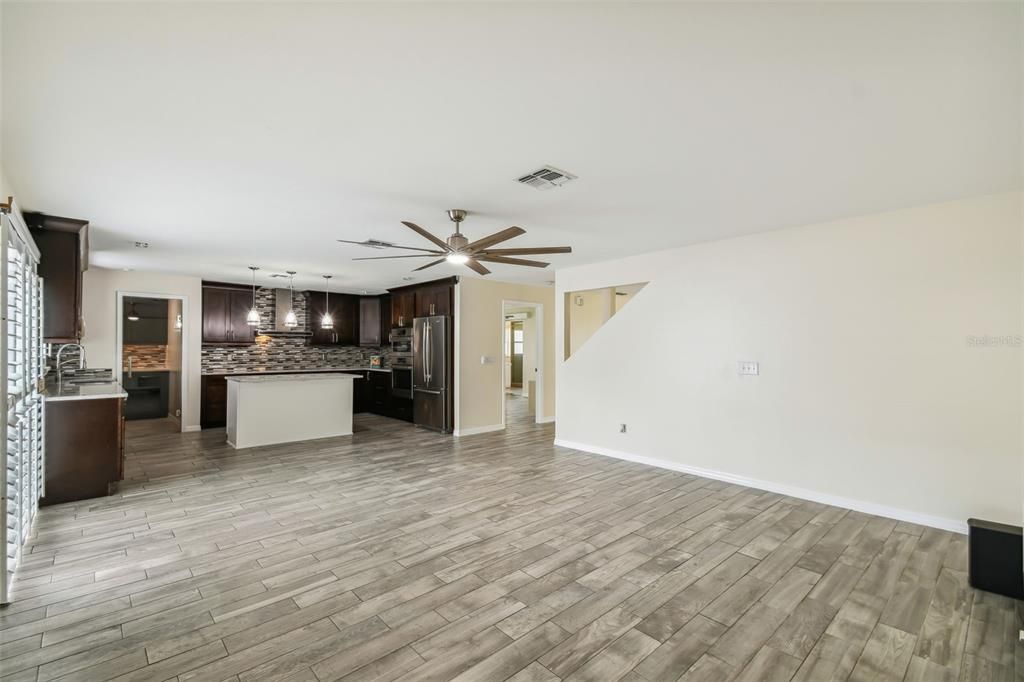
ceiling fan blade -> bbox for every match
[401,221,450,250]
[413,258,447,271]
[463,257,491,276]
[476,255,550,268]
[478,246,572,256]
[465,226,526,252]
[351,254,441,261]
[337,239,442,254]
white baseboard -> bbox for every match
[183,425,202,433]
[536,416,555,424]
[553,438,967,535]
[455,424,506,437]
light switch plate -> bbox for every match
[738,361,759,376]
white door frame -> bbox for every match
[500,299,544,427]
[115,290,190,433]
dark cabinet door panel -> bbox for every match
[229,289,257,344]
[27,213,88,343]
[359,297,382,346]
[42,398,122,505]
[202,288,231,343]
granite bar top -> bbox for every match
[204,366,391,376]
[227,373,360,384]
[44,380,128,402]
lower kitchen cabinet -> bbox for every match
[202,370,410,427]
[201,375,229,428]
[42,397,125,505]
[124,371,170,420]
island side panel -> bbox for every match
[228,376,355,449]
[226,379,239,447]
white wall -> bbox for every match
[457,278,555,433]
[82,267,202,430]
[556,192,1022,531]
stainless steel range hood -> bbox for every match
[259,288,309,334]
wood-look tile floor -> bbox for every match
[2,401,1019,681]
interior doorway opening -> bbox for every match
[116,292,187,436]
[501,300,543,428]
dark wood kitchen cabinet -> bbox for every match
[25,212,89,342]
[358,295,390,346]
[414,283,452,318]
[309,291,358,346]
[391,290,415,328]
[42,397,124,505]
[202,284,256,345]
[200,374,229,428]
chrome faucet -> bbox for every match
[55,343,86,387]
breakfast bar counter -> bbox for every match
[226,373,360,449]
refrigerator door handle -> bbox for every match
[425,320,432,383]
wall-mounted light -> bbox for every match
[246,266,261,326]
[174,314,183,332]
[321,275,334,329]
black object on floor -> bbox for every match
[967,518,1023,599]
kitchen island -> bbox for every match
[226,373,360,449]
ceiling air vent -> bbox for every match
[516,165,577,191]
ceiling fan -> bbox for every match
[338,209,572,276]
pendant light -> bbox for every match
[283,271,299,328]
[320,275,334,329]
[246,266,261,326]
[127,301,140,322]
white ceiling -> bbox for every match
[3,2,1020,293]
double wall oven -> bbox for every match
[389,327,413,400]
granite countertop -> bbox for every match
[205,366,391,376]
[44,380,128,402]
[226,373,361,384]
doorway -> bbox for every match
[501,301,543,428]
[117,292,187,435]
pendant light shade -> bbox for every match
[127,302,140,322]
[321,275,334,329]
[284,271,299,328]
[246,266,261,326]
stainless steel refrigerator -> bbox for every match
[413,315,451,432]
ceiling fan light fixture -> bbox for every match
[446,253,469,265]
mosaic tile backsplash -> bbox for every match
[123,344,167,370]
[201,287,389,375]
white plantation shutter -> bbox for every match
[1,201,43,605]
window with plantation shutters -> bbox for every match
[1,201,44,605]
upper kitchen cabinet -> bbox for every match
[415,282,452,318]
[358,295,390,346]
[202,283,257,345]
[25,212,89,342]
[309,291,358,346]
[390,290,415,328]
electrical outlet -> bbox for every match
[620,423,627,434]
[737,361,759,376]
